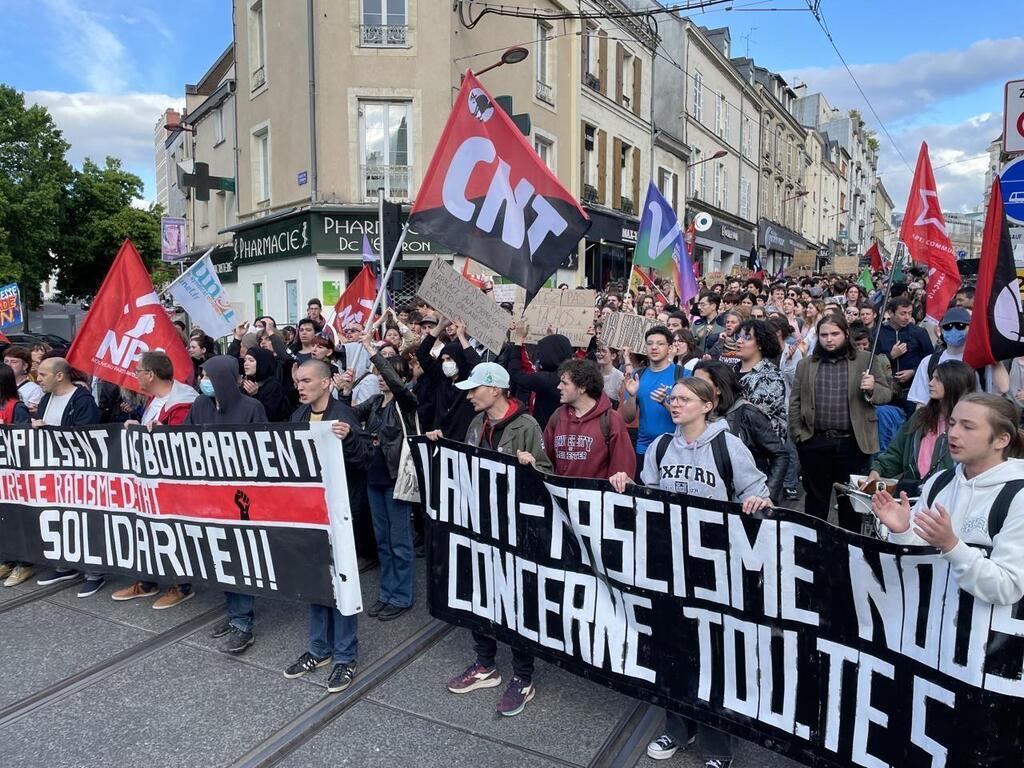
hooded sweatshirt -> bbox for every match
[245,347,290,422]
[186,355,267,425]
[508,334,573,429]
[889,459,1024,605]
[640,419,770,502]
[465,399,553,473]
[143,379,199,426]
[543,394,635,478]
[415,333,479,440]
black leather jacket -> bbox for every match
[723,400,788,504]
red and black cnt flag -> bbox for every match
[964,177,1024,368]
[409,71,590,297]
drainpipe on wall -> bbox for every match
[307,0,319,203]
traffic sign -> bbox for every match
[1001,156,1024,226]
[957,249,967,260]
[1006,79,1024,154]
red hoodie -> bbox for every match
[543,393,635,478]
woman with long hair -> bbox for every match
[611,377,770,767]
[734,319,787,442]
[861,360,976,495]
[672,329,699,376]
[0,363,32,587]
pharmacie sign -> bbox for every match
[318,213,440,256]
[234,216,311,265]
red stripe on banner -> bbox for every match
[153,483,329,526]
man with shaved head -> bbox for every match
[33,357,104,596]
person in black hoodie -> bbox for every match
[242,347,290,422]
[415,317,479,440]
[507,325,572,430]
[283,359,370,693]
[186,355,268,654]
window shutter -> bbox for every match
[612,137,622,210]
[632,147,641,207]
[581,28,590,75]
[580,121,587,189]
[597,130,607,203]
[632,57,642,117]
[598,31,608,95]
[615,44,625,105]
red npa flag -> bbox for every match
[964,178,1024,368]
[330,265,377,336]
[865,241,883,272]
[899,142,961,322]
[461,257,486,289]
[409,71,590,298]
[67,239,191,393]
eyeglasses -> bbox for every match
[134,369,151,376]
[941,322,968,331]
[666,395,701,405]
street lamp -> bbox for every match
[691,149,728,167]
[472,46,530,77]
[782,190,809,203]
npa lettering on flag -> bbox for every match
[67,239,192,393]
[965,177,1024,367]
[633,183,699,305]
[899,142,961,322]
[330,264,377,336]
[408,71,590,297]
[167,250,238,339]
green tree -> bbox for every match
[0,85,72,306]
[54,157,163,301]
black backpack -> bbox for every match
[924,469,1024,538]
[653,430,735,499]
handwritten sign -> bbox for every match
[792,249,817,269]
[514,288,596,347]
[833,255,859,274]
[491,284,518,304]
[704,271,725,286]
[0,283,21,329]
[416,258,510,354]
[600,312,655,352]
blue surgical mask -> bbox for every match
[199,378,216,397]
[942,328,967,348]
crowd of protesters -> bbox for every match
[2,262,1023,768]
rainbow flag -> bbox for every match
[633,182,699,305]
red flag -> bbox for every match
[964,178,1023,368]
[408,71,590,297]
[67,239,191,393]
[865,242,883,272]
[630,266,669,304]
[899,142,961,322]
[330,265,377,336]
[461,257,486,289]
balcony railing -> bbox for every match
[619,197,634,215]
[584,73,601,92]
[536,80,554,105]
[582,184,598,203]
[251,65,266,91]
[360,24,408,47]
[362,164,411,201]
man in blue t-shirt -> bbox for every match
[620,325,687,477]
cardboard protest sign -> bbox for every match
[513,287,596,347]
[792,249,817,269]
[600,312,655,352]
[833,256,859,274]
[416,257,510,354]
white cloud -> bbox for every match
[25,90,182,202]
[41,0,130,92]
[783,37,1024,123]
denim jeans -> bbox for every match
[309,604,358,664]
[366,485,414,608]
[225,591,254,633]
[784,436,801,490]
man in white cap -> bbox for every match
[427,361,552,718]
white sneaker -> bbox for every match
[647,734,679,760]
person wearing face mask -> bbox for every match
[242,347,290,422]
[508,324,574,430]
[416,317,480,441]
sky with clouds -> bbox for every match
[0,0,1019,214]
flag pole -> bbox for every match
[364,223,409,331]
[866,241,905,369]
[162,245,215,296]
[377,188,388,311]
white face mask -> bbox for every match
[442,360,459,378]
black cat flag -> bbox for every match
[965,177,1023,367]
[408,71,590,296]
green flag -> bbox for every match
[857,267,874,293]
[890,259,905,283]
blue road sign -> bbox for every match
[297,170,308,186]
[1001,156,1024,225]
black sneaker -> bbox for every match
[210,618,232,639]
[37,568,78,586]
[326,662,356,693]
[366,600,387,618]
[77,576,105,598]
[784,488,800,501]
[377,604,411,622]
[219,626,254,654]
[284,651,331,679]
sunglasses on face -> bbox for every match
[942,322,968,331]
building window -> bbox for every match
[360,101,411,201]
[773,180,781,220]
[720,165,728,210]
[251,125,270,203]
[621,50,634,109]
[723,96,730,144]
[713,163,721,209]
[253,282,264,318]
[361,0,407,46]
[658,167,678,212]
[742,116,753,160]
[536,22,554,104]
[534,135,554,170]
[740,177,751,220]
[213,107,225,144]
[715,91,723,137]
[248,0,266,92]
[692,70,703,123]
[199,199,209,229]
[620,142,632,208]
[285,280,298,325]
[688,149,699,201]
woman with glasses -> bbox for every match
[611,377,770,768]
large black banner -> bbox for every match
[0,423,362,613]
[412,438,1024,767]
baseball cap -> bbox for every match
[941,307,971,326]
[419,315,438,327]
[455,362,510,390]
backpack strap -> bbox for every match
[654,433,671,468]
[926,348,943,380]
[710,430,735,500]
[599,409,610,442]
[989,479,1024,538]
[925,468,956,508]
